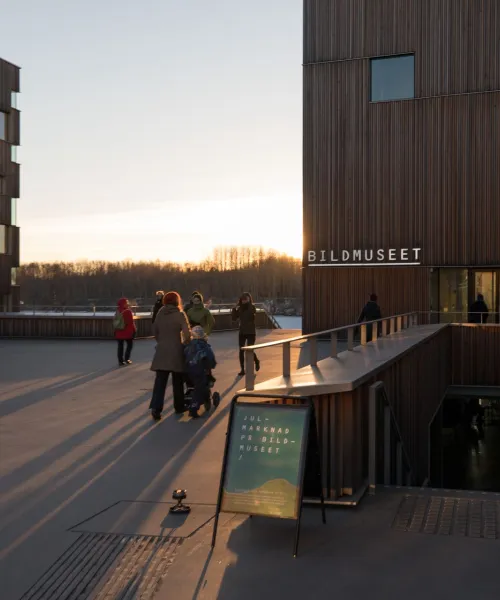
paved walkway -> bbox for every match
[1,331,499,599]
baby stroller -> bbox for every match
[184,328,220,418]
[184,373,220,415]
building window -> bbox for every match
[11,92,19,110]
[0,225,6,254]
[11,145,18,163]
[11,198,17,226]
[11,267,17,285]
[370,54,415,102]
[0,112,6,141]
[439,269,468,324]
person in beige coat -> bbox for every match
[149,291,191,420]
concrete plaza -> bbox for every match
[1,332,499,600]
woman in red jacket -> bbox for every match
[114,297,137,366]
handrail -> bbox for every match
[4,303,268,317]
[242,311,418,391]
[243,312,417,351]
[368,381,414,494]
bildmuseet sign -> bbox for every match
[307,247,422,266]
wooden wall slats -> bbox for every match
[0,311,276,338]
[305,0,500,97]
[303,67,500,267]
[309,324,499,493]
[451,325,500,386]
[303,1,500,331]
[302,266,429,332]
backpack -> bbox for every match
[113,310,125,330]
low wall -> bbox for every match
[0,310,276,339]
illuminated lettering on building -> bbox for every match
[307,248,422,266]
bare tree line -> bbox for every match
[18,246,302,307]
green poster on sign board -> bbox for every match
[220,403,309,519]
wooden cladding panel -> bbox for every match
[7,109,20,146]
[0,254,11,294]
[10,226,19,267]
[375,327,452,483]
[0,58,20,111]
[0,311,275,339]
[0,196,11,225]
[452,325,500,386]
[302,266,429,333]
[304,0,500,97]
[0,140,10,178]
[303,63,500,266]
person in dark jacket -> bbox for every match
[232,292,260,377]
[358,293,382,341]
[114,297,137,366]
[469,294,489,324]
[152,290,164,324]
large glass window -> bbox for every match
[11,145,18,163]
[0,225,6,254]
[11,92,19,109]
[11,267,17,285]
[439,269,468,323]
[0,112,6,140]
[370,55,415,102]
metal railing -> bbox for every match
[420,311,500,324]
[368,382,414,494]
[6,303,269,317]
[242,311,419,391]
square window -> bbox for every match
[370,55,415,102]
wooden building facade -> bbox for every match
[303,0,500,332]
[0,57,21,312]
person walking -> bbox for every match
[469,293,489,324]
[152,290,165,324]
[232,292,260,377]
[114,298,137,366]
[357,293,382,341]
[186,292,215,335]
[149,291,191,420]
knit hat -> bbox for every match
[191,325,207,340]
[163,291,181,306]
[192,292,204,303]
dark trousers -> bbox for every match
[117,339,133,363]
[150,370,185,414]
[239,333,258,370]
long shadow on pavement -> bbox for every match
[0,366,120,418]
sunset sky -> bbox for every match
[1,0,303,263]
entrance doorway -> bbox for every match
[470,271,499,324]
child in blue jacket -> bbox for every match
[184,326,218,418]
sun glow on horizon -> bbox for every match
[22,195,303,263]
